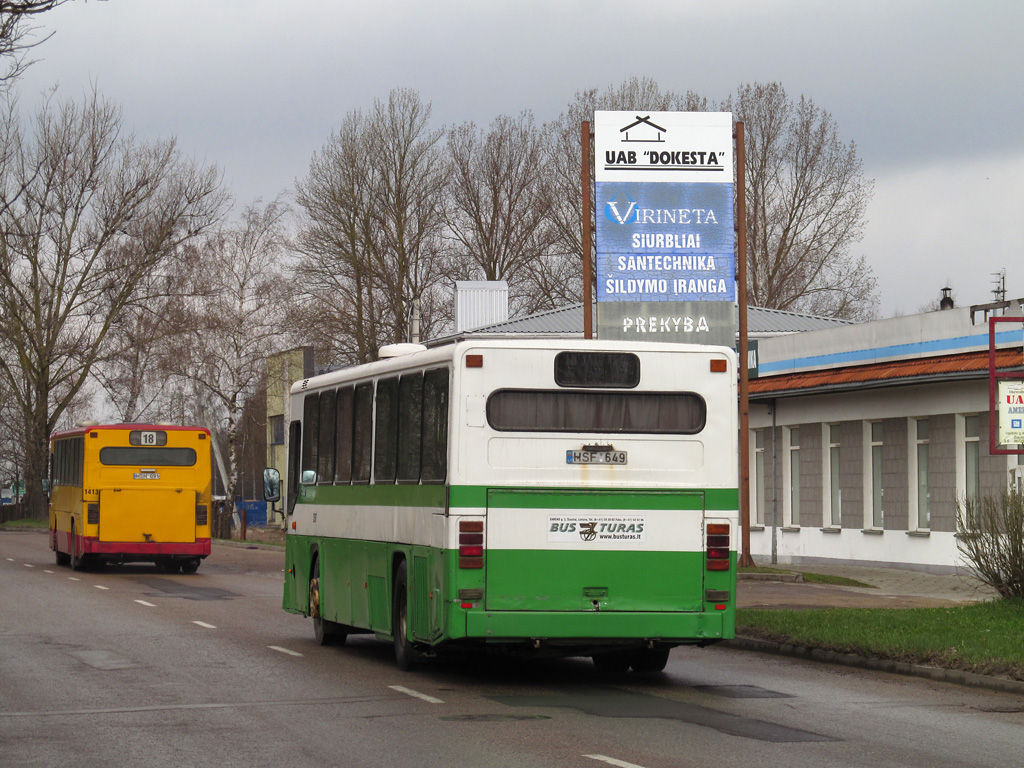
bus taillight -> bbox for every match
[706,523,731,571]
[459,519,484,569]
[196,504,208,526]
[87,502,99,525]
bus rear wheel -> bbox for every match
[630,647,670,674]
[310,559,346,646]
[54,530,70,566]
[69,523,83,571]
[392,560,416,671]
[180,559,200,574]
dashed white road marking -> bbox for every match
[585,756,648,768]
[23,563,34,568]
[192,621,216,629]
[268,646,303,657]
[5,557,13,562]
[68,577,81,581]
[388,685,444,704]
[43,569,54,574]
[135,600,156,607]
[94,585,109,590]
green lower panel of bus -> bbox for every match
[283,534,735,647]
[483,549,706,612]
[464,607,729,642]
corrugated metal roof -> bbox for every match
[430,303,852,343]
[750,348,1024,398]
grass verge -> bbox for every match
[0,517,47,530]
[737,599,1024,680]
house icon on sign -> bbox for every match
[619,115,667,143]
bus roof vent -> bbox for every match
[76,420,99,427]
[378,343,427,359]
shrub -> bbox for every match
[957,490,1024,599]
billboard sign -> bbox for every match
[998,379,1024,446]
[594,111,735,346]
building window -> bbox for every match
[869,421,884,529]
[269,414,285,445]
[964,414,980,514]
[914,418,931,530]
[787,427,800,527]
[753,429,765,526]
[826,424,841,528]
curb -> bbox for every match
[724,636,1024,696]
[738,572,804,583]
[212,539,285,552]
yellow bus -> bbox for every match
[49,423,213,573]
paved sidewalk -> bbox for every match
[738,563,998,610]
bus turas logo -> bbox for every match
[548,515,647,544]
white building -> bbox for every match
[747,299,1024,573]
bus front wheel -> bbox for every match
[392,560,416,671]
[310,559,345,646]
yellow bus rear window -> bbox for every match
[99,447,198,467]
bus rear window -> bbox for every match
[99,447,198,467]
[486,389,706,434]
[554,351,639,388]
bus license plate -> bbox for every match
[133,472,160,480]
[566,450,627,465]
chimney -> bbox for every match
[939,287,954,310]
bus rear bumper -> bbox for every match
[463,608,731,643]
[80,537,212,557]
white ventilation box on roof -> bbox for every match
[455,281,509,333]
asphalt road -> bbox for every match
[2,530,1023,768]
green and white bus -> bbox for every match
[269,339,738,671]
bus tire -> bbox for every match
[310,559,346,646]
[180,559,200,574]
[54,530,70,566]
[392,560,416,671]
[630,647,670,674]
[69,523,83,571]
[592,651,631,674]
[160,558,181,574]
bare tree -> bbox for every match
[445,111,553,316]
[0,1,92,85]
[539,77,709,309]
[294,109,386,366]
[171,198,291,508]
[92,242,210,421]
[295,88,451,362]
[0,89,227,516]
[724,82,877,320]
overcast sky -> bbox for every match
[14,0,1024,317]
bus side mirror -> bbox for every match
[263,468,281,503]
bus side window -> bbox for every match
[421,368,449,484]
[352,383,373,484]
[287,420,301,514]
[335,387,354,484]
[302,393,320,484]
[318,389,337,485]
[397,372,423,484]
[374,377,399,484]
